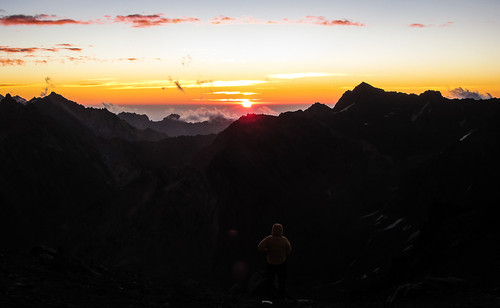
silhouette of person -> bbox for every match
[257,223,292,299]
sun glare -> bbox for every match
[242,100,253,108]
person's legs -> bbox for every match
[265,263,276,298]
[276,261,287,298]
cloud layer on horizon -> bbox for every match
[449,87,493,100]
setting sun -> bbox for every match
[242,100,253,108]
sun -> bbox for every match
[241,99,253,108]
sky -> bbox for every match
[1,0,499,119]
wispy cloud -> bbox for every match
[119,57,141,61]
[298,16,365,27]
[209,15,260,25]
[203,80,268,87]
[0,58,25,66]
[64,79,266,90]
[410,21,454,28]
[269,72,345,79]
[114,14,200,27]
[208,15,365,27]
[449,87,493,100]
[209,91,258,95]
[0,45,83,54]
[0,14,90,26]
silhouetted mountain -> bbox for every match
[118,111,234,137]
[13,95,27,104]
[0,92,218,278]
[26,92,167,141]
[2,83,500,306]
[192,83,500,297]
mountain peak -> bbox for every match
[352,82,383,94]
[419,90,444,101]
[304,102,333,116]
[46,92,64,100]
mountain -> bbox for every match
[193,83,500,296]
[13,95,27,104]
[1,84,500,306]
[27,92,167,141]
[0,92,218,276]
[118,111,234,137]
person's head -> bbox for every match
[272,223,283,236]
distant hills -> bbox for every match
[1,84,500,302]
[117,110,234,137]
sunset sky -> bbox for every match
[1,0,499,117]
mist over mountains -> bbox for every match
[1,83,500,306]
[116,110,234,137]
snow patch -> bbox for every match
[338,102,356,112]
[403,245,413,252]
[460,129,476,141]
[383,218,404,231]
[374,214,387,226]
[407,230,420,242]
[411,101,431,122]
[360,210,379,219]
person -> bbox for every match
[257,223,292,299]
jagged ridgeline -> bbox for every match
[1,84,500,299]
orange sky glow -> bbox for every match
[1,0,499,113]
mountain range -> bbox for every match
[117,111,234,137]
[1,83,500,305]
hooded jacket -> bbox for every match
[257,223,292,264]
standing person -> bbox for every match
[257,223,292,300]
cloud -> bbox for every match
[119,57,140,61]
[449,87,493,100]
[173,81,184,93]
[208,15,364,27]
[182,107,240,122]
[62,47,82,51]
[0,14,89,26]
[269,72,346,79]
[114,14,200,27]
[0,46,39,53]
[298,16,365,27]
[209,91,258,95]
[1,13,364,28]
[101,102,148,116]
[164,76,185,93]
[181,54,192,66]
[209,15,259,25]
[0,45,82,53]
[178,105,280,122]
[409,23,428,28]
[204,80,268,87]
[40,77,54,97]
[410,21,454,28]
[0,58,25,66]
